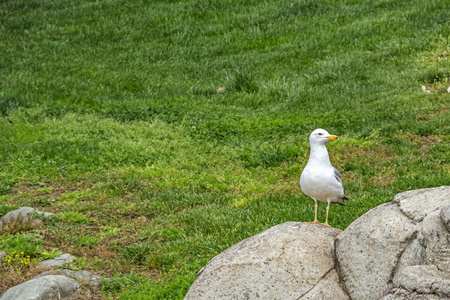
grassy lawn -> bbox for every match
[0,0,449,298]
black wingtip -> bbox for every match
[337,196,349,206]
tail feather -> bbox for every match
[337,196,348,206]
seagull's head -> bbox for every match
[309,128,339,145]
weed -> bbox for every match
[0,262,48,293]
[0,96,29,116]
[146,252,177,270]
[60,212,90,224]
[0,201,18,218]
[229,196,258,208]
[120,243,152,265]
[41,249,63,260]
[101,273,143,296]
[1,233,44,257]
[0,217,38,234]
[76,236,99,247]
[227,69,259,93]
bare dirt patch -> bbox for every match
[395,135,441,152]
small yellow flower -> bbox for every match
[21,252,24,254]
[15,254,18,257]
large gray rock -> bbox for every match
[35,269,102,286]
[40,254,76,268]
[185,222,348,300]
[0,275,79,300]
[0,207,53,226]
[335,202,418,300]
[336,186,449,300]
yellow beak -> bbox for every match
[327,135,339,140]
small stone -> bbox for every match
[0,275,79,300]
[0,207,53,225]
[88,275,102,286]
[0,251,6,261]
[40,254,76,268]
[217,87,226,93]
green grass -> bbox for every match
[0,0,449,298]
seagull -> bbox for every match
[300,128,348,226]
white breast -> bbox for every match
[300,164,344,203]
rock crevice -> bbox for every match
[295,267,335,300]
[333,238,352,300]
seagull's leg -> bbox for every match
[310,199,319,224]
[323,198,331,227]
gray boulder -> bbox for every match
[336,186,450,300]
[0,275,79,300]
[40,254,76,268]
[184,222,349,300]
[335,202,418,300]
[0,207,53,226]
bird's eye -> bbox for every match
[318,133,323,135]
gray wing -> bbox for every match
[333,167,343,185]
[333,167,348,203]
